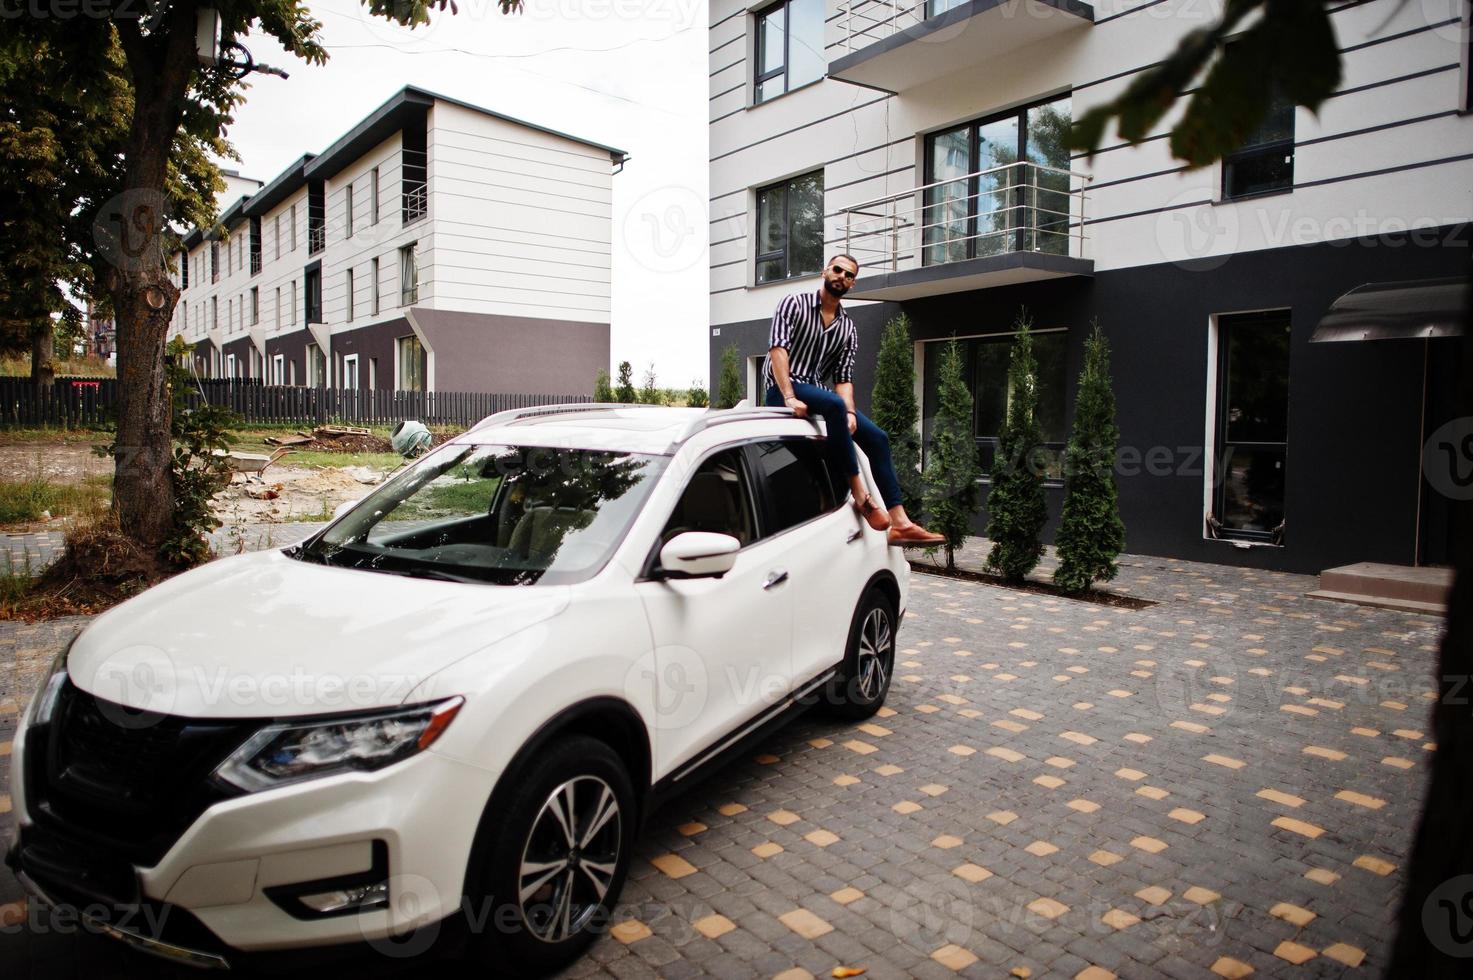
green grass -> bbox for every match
[0,354,115,378]
[0,550,38,608]
[0,474,111,524]
[0,427,114,444]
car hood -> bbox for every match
[66,549,570,719]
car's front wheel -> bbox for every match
[465,735,635,974]
[825,585,896,720]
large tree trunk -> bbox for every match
[1387,284,1472,975]
[29,319,55,386]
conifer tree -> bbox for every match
[716,344,743,409]
[872,314,924,517]
[638,363,661,404]
[985,312,1048,582]
[594,368,613,402]
[922,338,979,570]
[615,361,636,403]
[687,382,710,408]
[1054,321,1126,593]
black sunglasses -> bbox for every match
[830,265,857,280]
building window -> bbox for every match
[755,171,823,284]
[274,286,281,328]
[754,0,823,103]
[180,251,189,289]
[290,279,298,326]
[402,125,428,224]
[250,286,259,325]
[371,167,380,224]
[397,335,424,392]
[272,353,284,385]
[921,330,1069,479]
[210,242,220,283]
[308,181,326,254]
[306,343,327,388]
[924,95,1072,266]
[343,353,359,390]
[400,243,419,305]
[1211,311,1290,541]
[371,256,381,316]
[249,216,262,275]
[290,204,298,252]
[227,297,233,334]
[346,268,355,322]
[305,268,322,323]
[1222,89,1295,200]
[274,215,281,260]
[345,183,354,239]
[369,356,378,391]
[211,296,218,332]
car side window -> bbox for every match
[747,438,837,538]
[659,448,757,547]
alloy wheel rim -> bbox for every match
[518,774,622,944]
[857,606,892,700]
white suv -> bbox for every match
[7,404,908,973]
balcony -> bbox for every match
[838,161,1093,302]
[830,0,1093,94]
[402,148,428,225]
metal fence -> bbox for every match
[0,377,589,429]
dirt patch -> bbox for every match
[909,562,1157,609]
[0,442,112,482]
[211,464,402,525]
[3,520,167,620]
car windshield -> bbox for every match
[292,443,668,586]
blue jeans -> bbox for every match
[766,383,904,510]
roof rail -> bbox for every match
[468,402,666,433]
[669,405,821,450]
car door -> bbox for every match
[634,446,794,780]
[744,438,868,685]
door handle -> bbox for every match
[846,528,863,544]
[763,569,789,590]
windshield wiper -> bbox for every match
[380,565,484,584]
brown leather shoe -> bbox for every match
[887,523,946,547]
[855,494,891,531]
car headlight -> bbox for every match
[214,696,464,793]
[26,638,74,728]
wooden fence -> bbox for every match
[0,377,590,429]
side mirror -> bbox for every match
[659,531,740,579]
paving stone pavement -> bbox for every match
[0,543,1446,978]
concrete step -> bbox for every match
[1307,562,1453,615]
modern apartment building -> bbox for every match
[171,86,627,396]
[709,0,1472,573]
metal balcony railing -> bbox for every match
[402,148,428,224]
[839,0,935,54]
[839,161,1091,275]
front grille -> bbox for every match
[28,680,257,865]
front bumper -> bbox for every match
[9,728,496,958]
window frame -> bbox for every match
[1220,83,1295,202]
[400,243,419,306]
[345,183,354,239]
[752,0,822,105]
[638,443,764,581]
[754,170,824,285]
[743,436,843,541]
[1209,310,1291,543]
[346,267,355,322]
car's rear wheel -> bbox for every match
[825,585,896,720]
[465,735,635,975]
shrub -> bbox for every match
[716,344,743,409]
[1054,321,1126,593]
[984,311,1048,582]
[687,381,710,408]
[594,367,613,402]
[871,313,924,517]
[922,338,979,570]
[614,361,636,403]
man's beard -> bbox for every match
[824,278,850,297]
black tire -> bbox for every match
[463,735,636,975]
[825,585,896,720]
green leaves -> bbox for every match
[984,311,1048,582]
[1069,0,1340,168]
[1053,321,1125,594]
[923,336,979,570]
[716,344,743,409]
[871,314,924,515]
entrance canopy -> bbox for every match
[1311,277,1468,342]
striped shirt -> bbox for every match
[763,289,859,393]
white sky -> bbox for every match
[232,0,710,387]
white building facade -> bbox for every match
[172,86,627,396]
[709,0,1473,573]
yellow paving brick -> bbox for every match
[918,783,949,796]
[987,746,1027,763]
[1124,733,1153,744]
[948,744,976,756]
[1210,956,1254,978]
[931,835,964,849]
[1282,705,1318,717]
[1172,720,1210,734]
[959,708,984,719]
[833,775,861,787]
[0,742,11,758]
[1107,690,1133,699]
[1011,708,1044,721]
[1184,886,1221,904]
[693,914,736,939]
[987,810,1019,825]
[1272,817,1324,839]
[1393,728,1424,739]
[893,801,923,814]
[1274,941,1317,965]
[677,821,707,836]
[931,944,979,971]
[774,969,814,980]
[651,854,697,879]
[778,908,833,940]
[1169,808,1205,825]
[876,706,897,718]
[805,830,840,847]
[916,704,941,714]
[768,810,801,826]
[1135,786,1170,800]
[1076,968,1116,980]
[1256,788,1305,808]
[1305,868,1340,885]
[1024,841,1059,857]
[1323,943,1366,967]
[1067,799,1100,814]
[1114,768,1146,781]
[1089,850,1124,867]
[1354,855,1396,876]
[1073,702,1095,711]
[1034,775,1066,789]
[993,719,1029,733]
[752,842,784,858]
[1026,897,1069,920]
[952,862,993,883]
[1131,836,1168,854]
[1303,745,1347,761]
[1060,731,1096,745]
[611,919,652,944]
[937,694,968,705]
[1335,790,1386,810]
[1045,756,1077,769]
[1270,903,1316,927]
[1101,908,1139,930]
[719,802,748,816]
[830,886,864,905]
[1203,754,1245,770]
[808,737,833,749]
[755,753,781,764]
[1382,756,1415,769]
[1135,885,1172,905]
[874,764,905,776]
[843,740,878,755]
